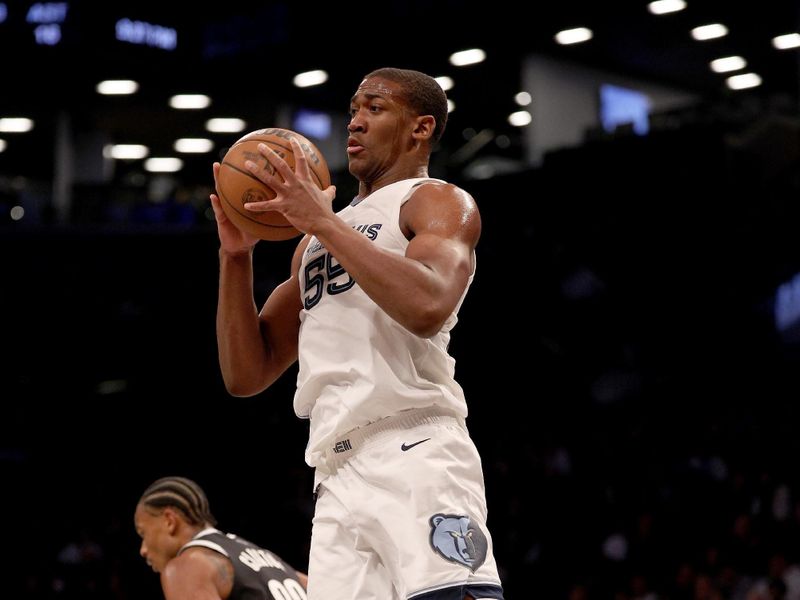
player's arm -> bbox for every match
[216,237,305,397]
[237,138,479,337]
[295,570,308,589]
[160,548,233,600]
[314,182,479,338]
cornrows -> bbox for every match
[139,476,217,526]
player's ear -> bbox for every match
[412,115,436,142]
[163,508,179,534]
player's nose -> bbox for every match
[348,114,365,132]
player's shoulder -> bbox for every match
[164,545,230,585]
[402,180,480,240]
[177,529,234,559]
[164,544,235,600]
[410,179,475,205]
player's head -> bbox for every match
[348,67,447,181]
[362,67,448,142]
[133,476,216,573]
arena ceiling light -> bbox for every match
[772,33,800,50]
[205,118,246,133]
[449,49,486,66]
[144,157,183,172]
[691,24,728,41]
[555,27,593,45]
[508,110,532,127]
[169,94,211,109]
[0,117,34,132]
[435,76,454,91]
[514,92,532,106]
[726,73,762,90]
[710,56,746,73]
[648,0,686,15]
[174,138,214,153]
[105,144,149,160]
[96,79,139,95]
[293,70,328,88]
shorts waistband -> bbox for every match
[320,407,464,470]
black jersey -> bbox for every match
[179,528,306,600]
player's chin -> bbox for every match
[347,158,369,178]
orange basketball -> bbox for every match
[216,128,331,241]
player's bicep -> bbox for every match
[258,278,301,368]
[256,237,307,370]
[406,232,474,291]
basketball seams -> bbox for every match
[219,160,271,185]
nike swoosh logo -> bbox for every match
[401,438,431,452]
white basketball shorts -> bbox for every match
[306,407,504,600]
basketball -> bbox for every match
[216,128,331,241]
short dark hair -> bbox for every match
[365,67,448,143]
[139,476,217,526]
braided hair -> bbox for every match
[139,476,217,526]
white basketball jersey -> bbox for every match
[294,178,474,467]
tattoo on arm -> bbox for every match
[208,552,234,599]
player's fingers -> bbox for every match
[242,199,278,213]
[290,138,313,180]
[258,143,295,182]
[210,194,225,218]
[243,158,282,190]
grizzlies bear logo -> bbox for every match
[429,513,488,572]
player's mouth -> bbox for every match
[347,138,364,155]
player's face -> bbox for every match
[133,504,175,573]
[347,76,415,181]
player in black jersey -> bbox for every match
[134,476,307,600]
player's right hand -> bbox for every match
[210,162,260,254]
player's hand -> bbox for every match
[242,138,336,235]
[210,162,260,254]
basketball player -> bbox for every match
[209,67,504,599]
[134,476,308,600]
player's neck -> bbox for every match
[183,522,214,542]
[358,166,429,198]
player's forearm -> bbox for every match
[313,218,456,337]
[216,250,271,396]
